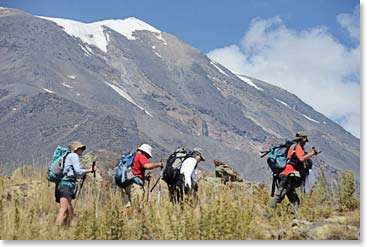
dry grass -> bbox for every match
[0,166,360,240]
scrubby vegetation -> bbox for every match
[0,166,360,240]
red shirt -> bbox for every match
[281,144,304,176]
[132,152,149,180]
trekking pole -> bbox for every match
[157,161,164,207]
[92,161,98,219]
[146,171,152,202]
[74,174,87,209]
[150,175,161,192]
[260,150,270,158]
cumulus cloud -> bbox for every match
[337,5,360,41]
[207,7,360,137]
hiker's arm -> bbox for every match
[143,161,163,170]
[297,146,317,163]
[84,166,97,174]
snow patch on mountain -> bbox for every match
[104,82,153,117]
[42,88,54,94]
[78,44,93,56]
[207,75,228,84]
[274,98,292,109]
[67,75,76,80]
[61,82,73,89]
[154,51,162,58]
[235,74,264,91]
[303,114,320,123]
[38,16,166,53]
[210,61,228,76]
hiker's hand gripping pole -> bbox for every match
[312,147,322,155]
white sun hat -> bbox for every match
[137,144,153,158]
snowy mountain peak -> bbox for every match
[38,16,165,52]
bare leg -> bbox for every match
[65,197,74,226]
[55,197,71,225]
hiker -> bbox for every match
[121,144,164,208]
[270,132,319,213]
[214,159,243,184]
[55,141,97,226]
[176,148,206,206]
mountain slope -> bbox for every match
[0,8,359,184]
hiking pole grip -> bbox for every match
[312,147,322,155]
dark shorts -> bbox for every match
[55,184,76,203]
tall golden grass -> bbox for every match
[0,166,360,240]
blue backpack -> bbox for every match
[48,146,70,183]
[265,141,295,174]
[114,152,136,188]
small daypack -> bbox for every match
[162,148,189,185]
[48,146,70,183]
[266,140,295,174]
[114,152,136,188]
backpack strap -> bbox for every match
[287,144,298,165]
[62,152,77,181]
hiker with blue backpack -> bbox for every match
[50,141,97,226]
[116,144,164,208]
[269,132,319,214]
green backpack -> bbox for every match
[47,146,70,183]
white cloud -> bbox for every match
[337,5,360,41]
[207,7,360,138]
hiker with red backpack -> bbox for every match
[119,144,164,208]
[53,141,97,226]
[269,132,319,213]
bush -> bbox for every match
[336,170,358,211]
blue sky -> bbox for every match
[0,0,359,52]
[0,0,361,137]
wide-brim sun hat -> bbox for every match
[294,132,309,142]
[68,141,86,152]
[193,147,206,161]
[138,144,153,158]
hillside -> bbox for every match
[0,7,360,186]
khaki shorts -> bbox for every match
[121,182,145,208]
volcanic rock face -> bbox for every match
[0,8,359,185]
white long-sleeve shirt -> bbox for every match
[180,157,198,189]
[63,152,86,179]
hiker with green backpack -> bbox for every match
[269,132,319,214]
[50,141,97,226]
[116,144,164,208]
